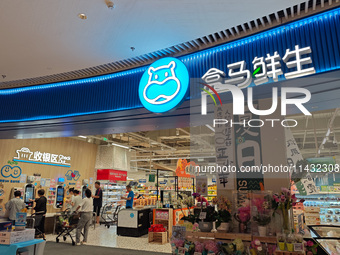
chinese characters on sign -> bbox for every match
[234,101,263,191]
[201,45,316,115]
[14,147,71,166]
[202,45,315,87]
[215,105,235,190]
[285,128,303,167]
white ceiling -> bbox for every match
[0,0,306,83]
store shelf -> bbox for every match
[252,235,277,244]
[185,231,252,241]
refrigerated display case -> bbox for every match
[309,225,340,255]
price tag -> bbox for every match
[199,212,207,220]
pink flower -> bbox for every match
[307,240,314,247]
[281,188,290,193]
[280,195,286,202]
[292,202,296,206]
[274,197,279,203]
[291,194,296,199]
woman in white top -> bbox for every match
[71,190,83,213]
[75,189,93,245]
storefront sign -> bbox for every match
[139,179,146,183]
[138,57,190,113]
[13,147,71,167]
[201,45,315,116]
[97,169,127,181]
[235,101,263,191]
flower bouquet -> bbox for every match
[234,206,251,233]
[272,188,304,232]
[304,240,318,255]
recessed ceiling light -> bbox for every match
[78,13,87,20]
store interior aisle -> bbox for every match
[45,224,172,254]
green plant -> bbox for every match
[253,214,271,226]
[216,209,231,228]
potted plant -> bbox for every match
[212,196,232,232]
[286,233,295,252]
[253,214,271,236]
[198,206,217,232]
[216,209,232,232]
[277,232,286,251]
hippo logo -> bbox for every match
[139,57,189,113]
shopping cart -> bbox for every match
[26,211,46,240]
[56,210,81,246]
[100,203,121,228]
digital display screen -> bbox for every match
[56,187,64,202]
[25,187,34,203]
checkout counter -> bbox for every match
[117,207,154,237]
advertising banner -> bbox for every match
[215,104,235,190]
[97,169,127,181]
[196,176,208,196]
[234,100,263,191]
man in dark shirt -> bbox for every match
[31,189,47,238]
[92,181,102,224]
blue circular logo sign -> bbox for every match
[138,57,189,113]
[130,213,134,218]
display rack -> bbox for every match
[207,184,217,202]
[47,187,56,206]
[153,208,173,241]
[294,192,340,226]
[101,182,125,204]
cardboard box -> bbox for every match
[0,221,12,231]
[0,229,36,244]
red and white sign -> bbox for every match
[96,169,127,181]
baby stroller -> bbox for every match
[56,210,81,246]
[26,211,46,241]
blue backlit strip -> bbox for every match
[13,159,71,168]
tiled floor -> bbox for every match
[45,224,171,254]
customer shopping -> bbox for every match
[121,185,134,209]
[71,190,82,213]
[75,188,93,245]
[31,189,47,238]
[5,190,25,224]
[92,181,102,224]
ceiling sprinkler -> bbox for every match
[105,0,115,9]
